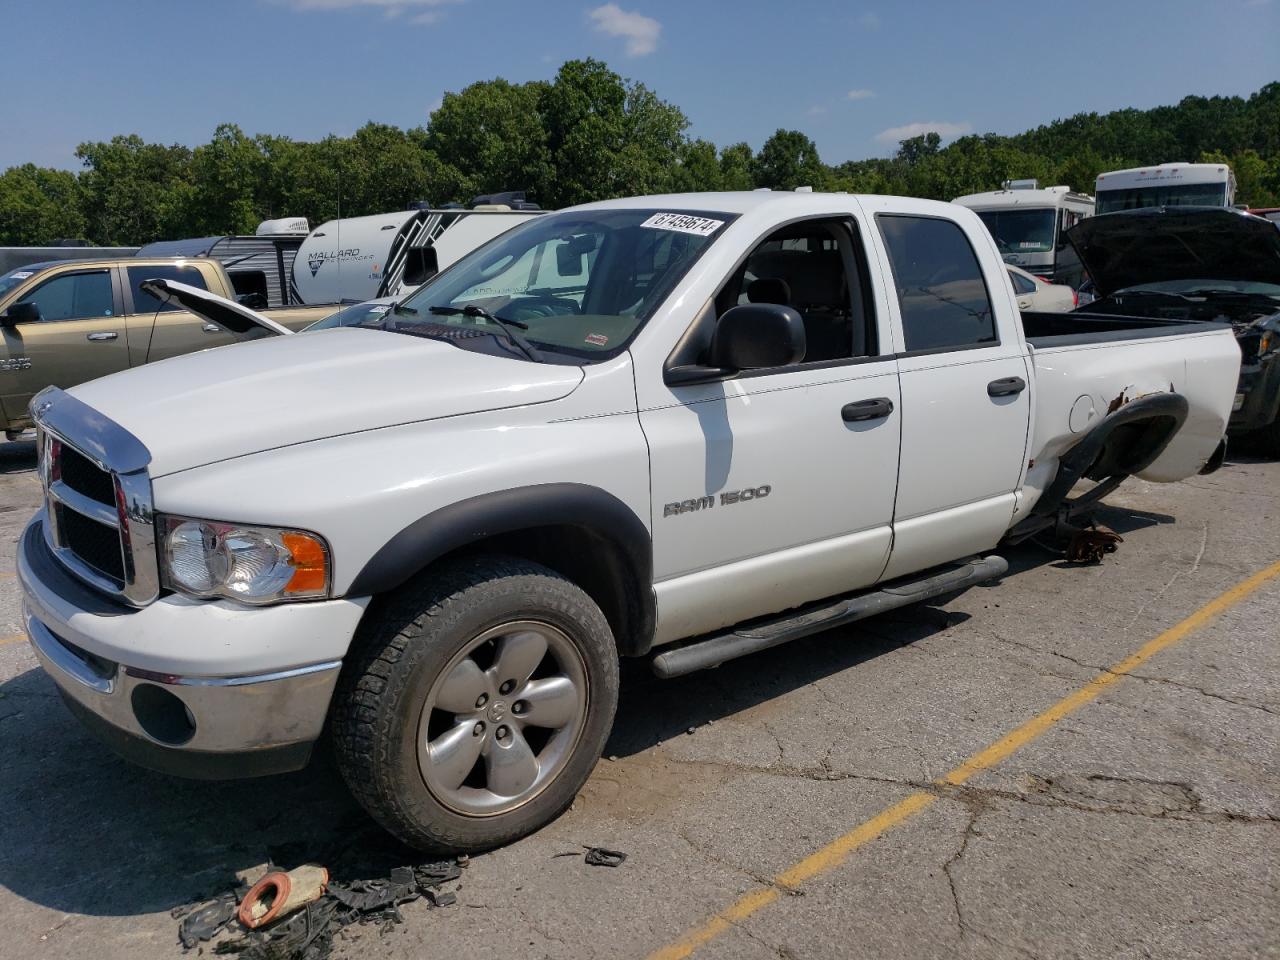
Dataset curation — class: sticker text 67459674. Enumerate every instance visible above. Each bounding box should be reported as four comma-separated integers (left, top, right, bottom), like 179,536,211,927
640,213,726,237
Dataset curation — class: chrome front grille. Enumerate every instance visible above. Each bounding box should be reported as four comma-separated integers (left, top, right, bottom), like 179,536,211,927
32,388,159,607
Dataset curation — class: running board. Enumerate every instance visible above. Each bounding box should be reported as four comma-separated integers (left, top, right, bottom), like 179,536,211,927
650,555,1008,679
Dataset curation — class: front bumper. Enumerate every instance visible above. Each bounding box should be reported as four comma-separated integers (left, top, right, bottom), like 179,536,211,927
19,517,366,779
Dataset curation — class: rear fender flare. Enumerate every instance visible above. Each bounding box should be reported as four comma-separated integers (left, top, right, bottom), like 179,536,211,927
1034,392,1190,517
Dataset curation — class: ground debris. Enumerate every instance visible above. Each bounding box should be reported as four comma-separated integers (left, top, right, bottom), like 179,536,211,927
177,854,465,960
1065,525,1123,564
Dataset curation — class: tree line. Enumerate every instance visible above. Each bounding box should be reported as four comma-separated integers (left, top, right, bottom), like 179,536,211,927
2,60,1277,248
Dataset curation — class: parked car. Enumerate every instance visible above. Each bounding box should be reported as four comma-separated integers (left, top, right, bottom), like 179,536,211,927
1066,206,1280,453
0,257,334,438
19,191,1236,853
1007,265,1076,312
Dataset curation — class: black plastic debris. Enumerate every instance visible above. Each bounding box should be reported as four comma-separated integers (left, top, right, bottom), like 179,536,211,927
178,855,465,960
177,891,239,948
584,847,627,868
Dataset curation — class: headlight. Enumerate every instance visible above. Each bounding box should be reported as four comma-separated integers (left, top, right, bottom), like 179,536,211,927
159,516,330,604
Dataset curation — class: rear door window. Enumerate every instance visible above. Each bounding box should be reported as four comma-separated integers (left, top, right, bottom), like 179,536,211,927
878,215,997,352
126,265,209,314
18,270,114,322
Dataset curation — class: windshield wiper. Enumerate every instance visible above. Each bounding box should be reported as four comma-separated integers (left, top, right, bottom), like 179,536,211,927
428,305,543,362
391,302,418,315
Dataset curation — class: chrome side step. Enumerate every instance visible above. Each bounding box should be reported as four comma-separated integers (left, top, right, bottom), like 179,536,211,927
650,555,1008,679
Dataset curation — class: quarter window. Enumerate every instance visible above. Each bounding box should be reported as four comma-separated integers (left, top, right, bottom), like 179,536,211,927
1008,269,1036,295
126,265,209,314
878,215,997,352
17,271,113,322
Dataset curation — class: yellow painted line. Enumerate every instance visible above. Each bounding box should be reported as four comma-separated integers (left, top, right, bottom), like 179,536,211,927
0,633,27,647
647,558,1280,960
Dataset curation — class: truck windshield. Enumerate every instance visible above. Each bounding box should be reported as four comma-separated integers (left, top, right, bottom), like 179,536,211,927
393,208,734,361
0,267,40,297
975,209,1056,255
1096,182,1228,214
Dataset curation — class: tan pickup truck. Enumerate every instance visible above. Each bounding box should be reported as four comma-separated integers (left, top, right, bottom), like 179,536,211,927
0,257,333,436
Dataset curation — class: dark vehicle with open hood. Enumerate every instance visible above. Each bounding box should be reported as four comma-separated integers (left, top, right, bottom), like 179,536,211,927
1066,207,1280,454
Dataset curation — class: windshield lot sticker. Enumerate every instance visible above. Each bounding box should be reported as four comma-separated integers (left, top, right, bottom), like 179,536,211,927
640,213,725,237
584,333,609,346
10,272,32,280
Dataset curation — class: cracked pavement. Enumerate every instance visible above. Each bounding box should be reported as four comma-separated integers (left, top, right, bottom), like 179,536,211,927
0,439,1277,960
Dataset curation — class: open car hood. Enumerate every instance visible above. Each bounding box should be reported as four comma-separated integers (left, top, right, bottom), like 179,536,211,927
138,278,294,337
1066,207,1280,298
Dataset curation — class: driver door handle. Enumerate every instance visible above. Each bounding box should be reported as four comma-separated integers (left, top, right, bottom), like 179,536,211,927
842,397,894,422
86,332,117,342
988,376,1027,397
202,323,220,333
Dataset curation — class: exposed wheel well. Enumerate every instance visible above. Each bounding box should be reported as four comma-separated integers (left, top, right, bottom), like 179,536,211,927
448,525,643,656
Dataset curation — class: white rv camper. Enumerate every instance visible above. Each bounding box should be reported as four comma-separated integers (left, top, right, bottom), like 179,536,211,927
952,180,1095,285
1094,163,1236,214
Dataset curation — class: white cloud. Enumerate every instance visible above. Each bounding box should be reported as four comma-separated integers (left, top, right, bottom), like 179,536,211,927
846,88,875,101
858,11,881,28
588,3,662,56
874,120,971,144
806,105,827,116
276,0,461,24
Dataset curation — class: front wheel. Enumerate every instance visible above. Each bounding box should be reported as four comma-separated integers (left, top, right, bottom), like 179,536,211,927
331,556,620,853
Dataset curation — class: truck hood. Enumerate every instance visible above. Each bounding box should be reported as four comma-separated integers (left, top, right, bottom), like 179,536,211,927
68,328,585,476
139,278,295,337
1066,207,1280,298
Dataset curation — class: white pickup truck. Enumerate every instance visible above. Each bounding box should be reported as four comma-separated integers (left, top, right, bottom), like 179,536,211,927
19,191,1238,853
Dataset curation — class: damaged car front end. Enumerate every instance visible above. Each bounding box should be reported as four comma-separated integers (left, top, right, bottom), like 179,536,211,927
1067,206,1280,452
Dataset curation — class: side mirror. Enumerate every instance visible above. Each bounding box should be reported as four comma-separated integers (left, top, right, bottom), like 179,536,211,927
236,292,268,310
710,303,806,371
1,301,41,326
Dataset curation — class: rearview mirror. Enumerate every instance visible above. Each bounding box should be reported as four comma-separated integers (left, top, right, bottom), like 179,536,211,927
710,303,806,371
1,301,41,326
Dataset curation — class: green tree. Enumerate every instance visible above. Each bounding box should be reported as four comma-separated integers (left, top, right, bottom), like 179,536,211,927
752,129,825,191
539,58,689,206
76,134,193,245
669,139,722,192
718,142,755,190
187,123,269,234
0,165,87,245
425,79,552,203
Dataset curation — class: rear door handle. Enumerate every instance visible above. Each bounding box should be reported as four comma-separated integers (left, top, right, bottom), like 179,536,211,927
987,376,1026,397
842,397,894,422
86,332,117,342
202,323,221,333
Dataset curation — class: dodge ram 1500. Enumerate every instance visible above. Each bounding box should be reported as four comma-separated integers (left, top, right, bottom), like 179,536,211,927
18,191,1238,852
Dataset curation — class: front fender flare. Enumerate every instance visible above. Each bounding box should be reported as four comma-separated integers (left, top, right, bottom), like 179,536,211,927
346,483,655,654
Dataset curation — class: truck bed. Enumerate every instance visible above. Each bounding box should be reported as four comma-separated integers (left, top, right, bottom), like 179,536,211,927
1020,310,1230,348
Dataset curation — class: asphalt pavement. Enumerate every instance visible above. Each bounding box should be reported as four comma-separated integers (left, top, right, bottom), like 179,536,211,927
0,437,1276,960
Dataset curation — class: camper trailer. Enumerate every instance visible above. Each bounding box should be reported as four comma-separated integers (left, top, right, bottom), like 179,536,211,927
292,194,545,306
134,217,311,308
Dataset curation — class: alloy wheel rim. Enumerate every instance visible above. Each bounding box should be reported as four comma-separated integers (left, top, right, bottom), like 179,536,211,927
417,620,589,817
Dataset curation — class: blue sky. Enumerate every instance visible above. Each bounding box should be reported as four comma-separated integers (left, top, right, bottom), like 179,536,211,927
6,0,1278,172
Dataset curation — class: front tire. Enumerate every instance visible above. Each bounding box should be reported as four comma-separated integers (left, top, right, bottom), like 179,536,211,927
331,555,619,853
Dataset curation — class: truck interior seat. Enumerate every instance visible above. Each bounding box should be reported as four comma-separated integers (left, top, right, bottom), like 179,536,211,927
745,250,852,362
